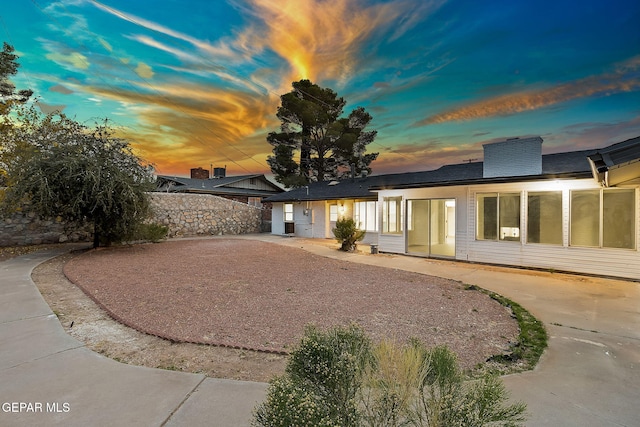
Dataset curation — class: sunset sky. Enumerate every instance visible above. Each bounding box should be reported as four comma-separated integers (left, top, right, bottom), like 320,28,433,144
3,0,640,178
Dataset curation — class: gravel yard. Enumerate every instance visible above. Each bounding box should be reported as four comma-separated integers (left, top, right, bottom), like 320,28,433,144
60,238,519,372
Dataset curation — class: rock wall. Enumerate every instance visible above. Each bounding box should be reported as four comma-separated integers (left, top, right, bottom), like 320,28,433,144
149,193,262,237
0,210,92,246
0,192,264,247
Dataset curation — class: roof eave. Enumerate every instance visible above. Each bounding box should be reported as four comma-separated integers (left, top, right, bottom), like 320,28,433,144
370,172,593,191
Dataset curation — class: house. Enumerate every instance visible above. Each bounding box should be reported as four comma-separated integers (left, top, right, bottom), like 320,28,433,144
265,136,640,280
156,167,284,207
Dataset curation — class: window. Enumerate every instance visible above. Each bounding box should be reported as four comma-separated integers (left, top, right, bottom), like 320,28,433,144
329,204,338,222
382,197,402,234
354,201,378,232
527,192,562,244
476,193,520,241
248,197,262,207
283,203,294,222
571,189,635,249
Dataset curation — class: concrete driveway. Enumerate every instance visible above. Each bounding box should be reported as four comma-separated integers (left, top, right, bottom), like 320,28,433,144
2,236,640,426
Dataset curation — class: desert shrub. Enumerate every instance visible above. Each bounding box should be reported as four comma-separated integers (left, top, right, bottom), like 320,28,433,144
254,324,371,427
253,326,527,427
333,217,366,251
253,376,337,427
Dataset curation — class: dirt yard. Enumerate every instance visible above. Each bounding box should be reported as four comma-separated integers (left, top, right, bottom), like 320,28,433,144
32,238,519,382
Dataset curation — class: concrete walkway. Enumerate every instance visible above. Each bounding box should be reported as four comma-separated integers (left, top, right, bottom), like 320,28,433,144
1,236,639,426
0,246,267,427
261,235,640,427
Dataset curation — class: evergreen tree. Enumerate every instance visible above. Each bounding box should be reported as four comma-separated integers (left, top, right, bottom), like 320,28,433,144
267,80,378,187
0,42,32,116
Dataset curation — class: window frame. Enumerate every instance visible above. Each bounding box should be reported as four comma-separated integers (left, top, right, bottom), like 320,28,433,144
382,196,403,234
329,204,338,222
476,192,521,242
354,200,378,232
570,188,636,249
283,203,294,222
526,191,563,245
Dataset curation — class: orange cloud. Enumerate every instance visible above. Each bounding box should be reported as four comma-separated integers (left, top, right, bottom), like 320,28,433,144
417,56,640,126
81,81,279,175
242,0,431,86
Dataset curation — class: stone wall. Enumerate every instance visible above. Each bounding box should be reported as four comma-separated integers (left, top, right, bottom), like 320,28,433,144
0,192,265,247
149,193,263,237
0,210,92,246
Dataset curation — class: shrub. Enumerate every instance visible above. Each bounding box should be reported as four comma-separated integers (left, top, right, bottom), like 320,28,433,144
333,218,366,252
253,326,527,427
254,324,371,427
133,223,169,243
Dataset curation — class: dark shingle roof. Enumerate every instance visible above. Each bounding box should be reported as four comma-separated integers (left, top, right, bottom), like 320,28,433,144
264,149,599,203
156,174,284,196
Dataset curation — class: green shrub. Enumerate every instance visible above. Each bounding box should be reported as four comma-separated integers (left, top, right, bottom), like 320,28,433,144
131,223,169,243
253,326,527,427
333,218,366,252
254,324,371,427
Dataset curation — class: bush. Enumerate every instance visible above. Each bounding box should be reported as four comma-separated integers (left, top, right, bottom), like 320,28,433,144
133,223,169,243
253,326,528,427
333,218,366,252
254,324,371,426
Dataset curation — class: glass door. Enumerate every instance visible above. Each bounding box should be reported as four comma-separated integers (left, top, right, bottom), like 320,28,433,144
407,199,455,257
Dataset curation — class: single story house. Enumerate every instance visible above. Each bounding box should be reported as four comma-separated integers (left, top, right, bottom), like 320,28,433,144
156,167,284,206
265,136,640,280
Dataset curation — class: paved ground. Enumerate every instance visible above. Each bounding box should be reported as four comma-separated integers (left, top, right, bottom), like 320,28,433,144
1,235,639,426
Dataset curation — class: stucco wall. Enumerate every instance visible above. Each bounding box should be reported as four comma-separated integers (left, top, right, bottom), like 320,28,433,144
149,193,262,237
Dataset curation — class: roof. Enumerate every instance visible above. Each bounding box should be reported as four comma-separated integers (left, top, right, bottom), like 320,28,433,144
155,174,284,197
587,136,640,187
264,148,600,203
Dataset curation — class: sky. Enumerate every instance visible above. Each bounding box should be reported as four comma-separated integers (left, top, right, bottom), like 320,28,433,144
2,0,640,178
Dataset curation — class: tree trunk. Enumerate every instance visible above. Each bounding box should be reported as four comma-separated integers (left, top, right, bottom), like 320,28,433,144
93,223,100,248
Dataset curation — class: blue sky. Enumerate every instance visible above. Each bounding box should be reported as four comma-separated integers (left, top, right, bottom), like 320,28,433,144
3,0,639,176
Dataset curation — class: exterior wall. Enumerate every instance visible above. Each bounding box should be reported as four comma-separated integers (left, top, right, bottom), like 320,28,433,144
0,208,92,247
377,179,640,280
0,192,264,247
270,200,379,244
150,193,262,237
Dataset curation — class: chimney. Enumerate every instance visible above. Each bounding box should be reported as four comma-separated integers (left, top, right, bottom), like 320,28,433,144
190,167,209,179
483,136,543,178
213,167,226,178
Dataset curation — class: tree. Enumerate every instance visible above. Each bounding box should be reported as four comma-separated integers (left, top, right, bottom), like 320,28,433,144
0,107,155,247
0,42,32,116
267,79,378,187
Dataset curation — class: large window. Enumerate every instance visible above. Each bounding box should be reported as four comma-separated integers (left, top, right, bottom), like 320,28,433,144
382,197,402,234
354,201,378,232
476,193,521,241
527,191,562,244
571,189,635,249
283,203,294,222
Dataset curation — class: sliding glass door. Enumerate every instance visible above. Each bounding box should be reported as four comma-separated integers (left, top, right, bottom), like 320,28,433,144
407,199,456,257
